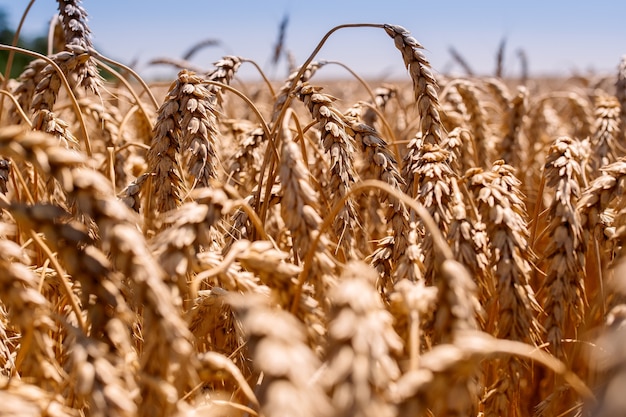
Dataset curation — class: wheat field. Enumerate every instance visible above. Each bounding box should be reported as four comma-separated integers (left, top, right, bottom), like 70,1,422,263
0,1,625,417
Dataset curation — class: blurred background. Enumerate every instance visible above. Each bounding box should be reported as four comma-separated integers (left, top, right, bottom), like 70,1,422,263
1,0,625,81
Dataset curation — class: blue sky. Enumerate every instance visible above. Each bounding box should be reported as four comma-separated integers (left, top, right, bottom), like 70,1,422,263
2,1,626,81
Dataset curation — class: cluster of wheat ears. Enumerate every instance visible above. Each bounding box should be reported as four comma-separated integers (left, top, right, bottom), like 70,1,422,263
1,1,626,417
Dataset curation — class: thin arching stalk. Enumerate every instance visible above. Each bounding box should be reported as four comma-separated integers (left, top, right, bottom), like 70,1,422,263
271,23,384,136
291,178,454,313
241,58,277,99
94,58,155,131
202,80,273,151
92,50,160,110
318,60,378,104
0,45,92,156
0,0,36,120
29,230,87,333
0,90,32,126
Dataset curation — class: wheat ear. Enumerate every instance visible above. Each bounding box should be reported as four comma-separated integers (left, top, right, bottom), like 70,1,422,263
9,58,47,124
540,136,587,359
205,55,242,107
408,144,458,285
497,86,528,168
178,70,220,187
0,224,62,389
229,294,333,417
589,93,621,175
384,24,445,146
455,79,491,168
467,161,542,344
467,162,543,417
322,261,403,417
143,72,187,214
279,133,337,304
55,0,103,95
226,126,265,194
295,84,360,258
